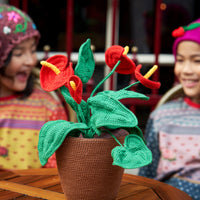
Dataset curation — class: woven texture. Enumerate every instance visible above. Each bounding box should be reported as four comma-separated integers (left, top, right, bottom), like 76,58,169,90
135,64,161,89
40,55,72,91
38,40,156,169
0,4,40,68
0,87,67,169
172,18,200,56
56,129,127,200
105,45,136,74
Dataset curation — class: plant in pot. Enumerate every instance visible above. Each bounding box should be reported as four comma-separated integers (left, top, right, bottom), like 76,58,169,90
38,39,161,200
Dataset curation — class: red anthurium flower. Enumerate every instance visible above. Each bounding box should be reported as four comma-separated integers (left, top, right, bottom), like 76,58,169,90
40,55,74,91
105,45,136,74
172,27,185,37
135,64,161,89
66,75,83,104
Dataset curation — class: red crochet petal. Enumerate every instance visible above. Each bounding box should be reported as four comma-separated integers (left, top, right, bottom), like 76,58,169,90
105,45,123,68
66,75,83,104
40,55,74,91
172,27,185,38
135,64,161,89
119,55,136,74
105,45,136,74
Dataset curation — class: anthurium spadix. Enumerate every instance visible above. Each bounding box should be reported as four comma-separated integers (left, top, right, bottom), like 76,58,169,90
38,38,161,170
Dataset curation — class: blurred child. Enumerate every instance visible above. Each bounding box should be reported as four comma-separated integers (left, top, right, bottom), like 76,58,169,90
0,4,67,170
138,18,200,200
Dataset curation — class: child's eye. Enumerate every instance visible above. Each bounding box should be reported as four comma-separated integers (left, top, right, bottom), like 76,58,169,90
31,49,36,54
194,60,200,63
12,49,23,57
176,59,183,63
175,56,183,63
13,53,22,57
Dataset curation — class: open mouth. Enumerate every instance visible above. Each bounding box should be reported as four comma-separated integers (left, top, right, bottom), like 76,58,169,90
16,71,29,82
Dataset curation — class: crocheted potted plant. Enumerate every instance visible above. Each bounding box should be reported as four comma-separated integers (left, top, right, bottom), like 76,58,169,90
38,39,160,200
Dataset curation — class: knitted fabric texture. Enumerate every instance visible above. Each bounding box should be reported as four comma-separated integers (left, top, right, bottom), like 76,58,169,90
138,98,200,200
38,39,161,169
0,4,40,68
105,45,136,74
135,64,161,89
56,133,126,200
0,87,67,169
40,55,73,91
172,18,200,56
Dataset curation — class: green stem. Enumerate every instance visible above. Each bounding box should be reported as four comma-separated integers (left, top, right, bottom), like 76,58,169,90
123,80,140,90
90,60,121,97
102,129,123,147
60,86,86,124
77,104,86,124
185,22,200,31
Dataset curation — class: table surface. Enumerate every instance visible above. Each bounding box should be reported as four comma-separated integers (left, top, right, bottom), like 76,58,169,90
0,168,192,200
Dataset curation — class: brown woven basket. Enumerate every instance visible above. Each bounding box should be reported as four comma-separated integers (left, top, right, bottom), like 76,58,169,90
56,130,127,200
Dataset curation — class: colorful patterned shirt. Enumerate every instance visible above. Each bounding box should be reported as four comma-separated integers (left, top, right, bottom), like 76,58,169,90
0,87,67,170
139,97,200,200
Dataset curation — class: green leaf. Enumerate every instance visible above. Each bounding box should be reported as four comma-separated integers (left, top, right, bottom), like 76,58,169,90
74,39,95,84
87,92,138,133
102,90,149,101
125,126,147,144
38,120,89,166
111,134,152,169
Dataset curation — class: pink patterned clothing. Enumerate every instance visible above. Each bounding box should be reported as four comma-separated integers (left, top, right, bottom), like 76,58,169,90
0,87,68,169
139,97,200,200
158,131,200,181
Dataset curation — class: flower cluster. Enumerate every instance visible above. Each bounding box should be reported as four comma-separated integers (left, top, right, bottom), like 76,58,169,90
38,39,160,169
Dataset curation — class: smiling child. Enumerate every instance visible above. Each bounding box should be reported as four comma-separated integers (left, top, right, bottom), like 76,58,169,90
0,4,67,169
139,18,200,200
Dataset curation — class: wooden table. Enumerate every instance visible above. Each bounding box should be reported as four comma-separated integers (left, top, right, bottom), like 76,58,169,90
0,168,192,200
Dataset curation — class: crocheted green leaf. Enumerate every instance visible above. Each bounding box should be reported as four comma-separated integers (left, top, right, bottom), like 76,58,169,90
38,120,89,166
111,134,152,169
74,39,95,84
60,86,90,124
87,93,138,135
102,90,149,100
125,126,147,144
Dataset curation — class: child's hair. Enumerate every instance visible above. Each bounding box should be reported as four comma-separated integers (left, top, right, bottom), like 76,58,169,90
0,4,40,98
172,18,200,56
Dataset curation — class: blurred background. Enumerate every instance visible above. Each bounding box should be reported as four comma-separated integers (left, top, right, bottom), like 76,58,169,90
3,0,200,129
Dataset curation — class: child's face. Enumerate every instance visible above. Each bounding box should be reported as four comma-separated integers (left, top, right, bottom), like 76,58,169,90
174,41,200,104
0,37,37,97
